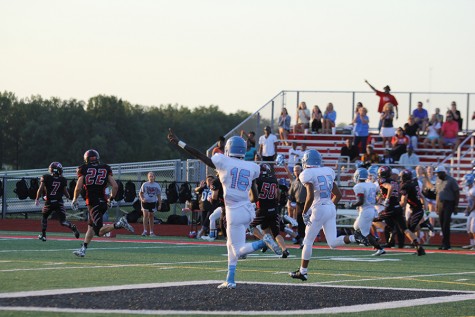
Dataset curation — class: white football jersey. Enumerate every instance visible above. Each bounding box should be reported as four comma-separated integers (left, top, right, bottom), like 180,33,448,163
299,166,335,207
211,153,260,208
353,182,377,211
465,186,475,207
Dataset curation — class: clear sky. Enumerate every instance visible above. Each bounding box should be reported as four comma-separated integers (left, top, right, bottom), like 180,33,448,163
1,0,474,124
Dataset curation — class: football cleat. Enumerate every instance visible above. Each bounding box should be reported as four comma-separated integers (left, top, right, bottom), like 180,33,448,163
462,244,475,249
263,233,282,255
38,234,46,242
372,249,386,256
261,245,268,253
281,249,290,259
201,235,216,241
416,246,426,256
149,232,156,237
73,247,86,257
217,282,236,289
289,269,307,281
71,225,80,239
353,230,369,246
141,231,147,237
117,216,135,233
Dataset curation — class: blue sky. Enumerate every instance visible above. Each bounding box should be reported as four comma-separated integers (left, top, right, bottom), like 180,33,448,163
1,0,474,126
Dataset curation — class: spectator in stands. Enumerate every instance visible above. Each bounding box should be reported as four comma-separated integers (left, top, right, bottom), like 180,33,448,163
361,144,380,167
390,127,410,162
423,114,442,149
258,125,279,162
435,165,460,250
448,101,463,131
412,101,429,133
278,107,291,145
139,172,162,237
340,138,359,163
434,107,444,123
212,136,225,155
440,113,460,152
380,149,394,165
365,80,399,131
194,175,214,239
310,105,322,134
294,101,311,134
322,102,337,134
380,103,395,148
352,106,369,152
240,130,256,149
288,142,303,171
241,130,257,161
398,145,420,172
403,115,420,149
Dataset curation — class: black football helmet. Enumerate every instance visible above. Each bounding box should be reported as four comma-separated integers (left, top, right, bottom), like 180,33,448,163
260,163,272,177
399,169,413,183
84,149,100,164
49,162,63,176
377,166,391,180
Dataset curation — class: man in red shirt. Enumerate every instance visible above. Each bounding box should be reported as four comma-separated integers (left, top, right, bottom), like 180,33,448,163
365,80,399,130
440,113,459,151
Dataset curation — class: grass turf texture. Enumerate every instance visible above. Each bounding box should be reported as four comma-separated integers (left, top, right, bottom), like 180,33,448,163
0,231,474,316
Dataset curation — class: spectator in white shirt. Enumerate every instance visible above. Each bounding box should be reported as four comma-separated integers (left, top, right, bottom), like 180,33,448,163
288,142,303,171
258,126,279,162
399,146,420,172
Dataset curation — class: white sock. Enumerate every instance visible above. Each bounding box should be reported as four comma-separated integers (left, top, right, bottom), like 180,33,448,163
300,267,308,275
349,235,356,243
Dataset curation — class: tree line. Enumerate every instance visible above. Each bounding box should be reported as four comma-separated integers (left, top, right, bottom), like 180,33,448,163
0,92,250,170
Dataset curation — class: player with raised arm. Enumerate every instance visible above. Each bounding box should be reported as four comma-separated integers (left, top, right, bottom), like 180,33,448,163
71,150,135,257
373,166,425,256
168,129,279,289
35,162,80,241
346,168,385,255
289,150,362,281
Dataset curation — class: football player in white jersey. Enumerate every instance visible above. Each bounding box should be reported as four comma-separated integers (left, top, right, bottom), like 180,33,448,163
289,149,361,281
462,174,475,250
347,168,386,256
167,129,280,289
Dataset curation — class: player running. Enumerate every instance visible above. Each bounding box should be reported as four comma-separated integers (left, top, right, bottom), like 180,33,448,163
35,162,80,241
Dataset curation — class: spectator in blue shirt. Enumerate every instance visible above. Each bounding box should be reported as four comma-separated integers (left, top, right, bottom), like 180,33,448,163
322,102,337,134
352,106,369,152
412,101,429,132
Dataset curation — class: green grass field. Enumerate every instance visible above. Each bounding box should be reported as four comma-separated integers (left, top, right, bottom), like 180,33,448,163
0,231,474,316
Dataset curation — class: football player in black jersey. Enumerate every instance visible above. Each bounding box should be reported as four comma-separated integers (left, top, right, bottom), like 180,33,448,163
71,149,135,257
250,163,285,257
35,162,80,241
373,166,425,256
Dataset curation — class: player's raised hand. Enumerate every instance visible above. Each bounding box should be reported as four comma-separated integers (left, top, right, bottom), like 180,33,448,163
167,128,179,144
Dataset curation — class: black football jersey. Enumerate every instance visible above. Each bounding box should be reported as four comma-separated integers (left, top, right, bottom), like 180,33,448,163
210,177,224,207
400,180,423,211
41,174,68,202
379,179,400,207
77,163,113,205
256,175,279,210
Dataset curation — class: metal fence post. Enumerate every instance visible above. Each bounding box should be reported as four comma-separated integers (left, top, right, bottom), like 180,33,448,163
1,176,6,219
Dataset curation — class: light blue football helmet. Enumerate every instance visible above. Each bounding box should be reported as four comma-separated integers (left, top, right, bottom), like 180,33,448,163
368,165,379,177
463,174,475,186
301,149,322,169
224,136,246,158
353,168,369,183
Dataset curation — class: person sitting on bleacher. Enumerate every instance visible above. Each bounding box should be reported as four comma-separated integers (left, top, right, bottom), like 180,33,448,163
440,112,460,152
361,145,379,168
340,138,360,163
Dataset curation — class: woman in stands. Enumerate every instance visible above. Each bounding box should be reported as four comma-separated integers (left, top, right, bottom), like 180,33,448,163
278,107,291,146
